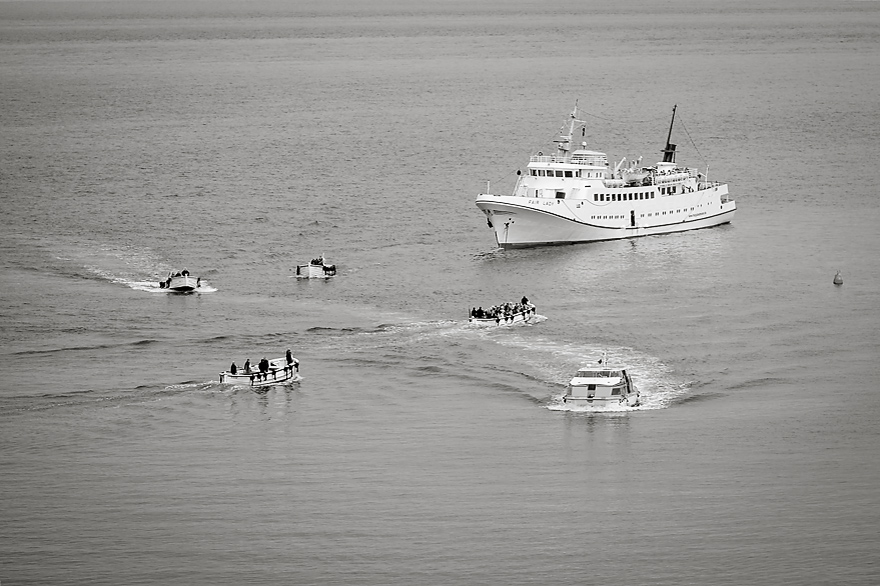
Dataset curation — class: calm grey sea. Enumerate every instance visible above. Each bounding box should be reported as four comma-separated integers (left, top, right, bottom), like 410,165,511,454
2,0,879,584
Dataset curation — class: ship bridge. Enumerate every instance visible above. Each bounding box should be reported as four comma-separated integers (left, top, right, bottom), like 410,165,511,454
529,149,608,167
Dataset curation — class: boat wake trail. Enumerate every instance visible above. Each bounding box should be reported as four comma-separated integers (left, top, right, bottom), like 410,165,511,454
52,240,216,293
486,335,692,411
0,380,219,416
295,316,691,411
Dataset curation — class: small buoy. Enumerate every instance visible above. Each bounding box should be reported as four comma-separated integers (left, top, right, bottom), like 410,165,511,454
833,270,843,285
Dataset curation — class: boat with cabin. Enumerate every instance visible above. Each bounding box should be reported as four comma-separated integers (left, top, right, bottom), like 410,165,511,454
219,353,301,388
295,256,337,279
475,104,736,248
159,270,201,292
468,298,537,326
563,355,640,407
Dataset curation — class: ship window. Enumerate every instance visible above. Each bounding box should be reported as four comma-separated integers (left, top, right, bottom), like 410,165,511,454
588,384,596,390
565,171,573,178
555,170,563,177
555,191,565,199
599,194,605,201
651,193,655,198
611,388,621,396
576,370,620,378
530,169,537,176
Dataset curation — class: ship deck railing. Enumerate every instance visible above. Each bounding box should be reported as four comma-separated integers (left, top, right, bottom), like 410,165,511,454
530,154,607,166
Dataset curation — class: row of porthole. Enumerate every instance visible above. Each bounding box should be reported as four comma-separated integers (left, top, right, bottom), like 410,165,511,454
591,206,702,220
593,192,656,202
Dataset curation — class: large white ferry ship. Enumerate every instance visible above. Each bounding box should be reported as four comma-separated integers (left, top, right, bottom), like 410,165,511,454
475,105,735,248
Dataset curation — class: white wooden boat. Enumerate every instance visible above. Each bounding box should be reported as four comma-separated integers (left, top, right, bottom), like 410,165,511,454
563,355,640,407
468,301,536,326
219,355,301,388
476,103,735,248
159,270,201,292
295,256,336,279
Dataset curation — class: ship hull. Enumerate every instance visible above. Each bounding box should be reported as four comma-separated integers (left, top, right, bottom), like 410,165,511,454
477,187,735,249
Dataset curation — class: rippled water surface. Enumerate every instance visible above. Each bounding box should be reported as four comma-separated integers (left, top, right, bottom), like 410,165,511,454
2,0,879,584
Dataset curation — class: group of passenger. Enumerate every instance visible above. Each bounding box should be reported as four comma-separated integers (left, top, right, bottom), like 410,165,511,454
227,348,299,384
157,269,200,289
470,296,535,323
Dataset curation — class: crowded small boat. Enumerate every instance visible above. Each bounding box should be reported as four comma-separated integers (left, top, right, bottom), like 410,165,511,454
158,269,201,292
468,296,537,326
563,353,640,407
219,349,301,388
295,256,337,279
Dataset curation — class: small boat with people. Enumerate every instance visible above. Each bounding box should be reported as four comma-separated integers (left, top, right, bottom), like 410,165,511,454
563,353,640,407
295,256,337,279
475,102,736,248
159,269,201,292
469,296,537,326
219,349,301,388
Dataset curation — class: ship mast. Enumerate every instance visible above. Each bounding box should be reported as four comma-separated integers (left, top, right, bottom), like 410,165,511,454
556,101,585,155
661,104,677,163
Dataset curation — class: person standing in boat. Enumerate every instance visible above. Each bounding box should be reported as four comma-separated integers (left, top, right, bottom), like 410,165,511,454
286,348,294,366
243,358,251,373
230,362,237,375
